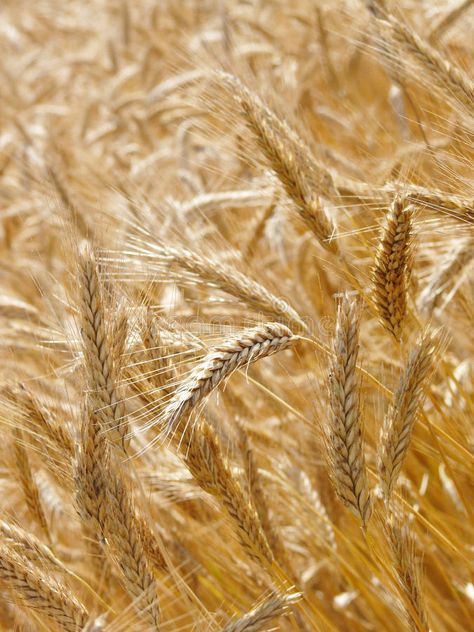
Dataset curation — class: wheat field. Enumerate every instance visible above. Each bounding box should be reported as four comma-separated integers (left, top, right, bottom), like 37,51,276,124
0,0,473,630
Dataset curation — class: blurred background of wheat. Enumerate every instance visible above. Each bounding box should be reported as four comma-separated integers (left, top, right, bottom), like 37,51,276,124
0,0,473,630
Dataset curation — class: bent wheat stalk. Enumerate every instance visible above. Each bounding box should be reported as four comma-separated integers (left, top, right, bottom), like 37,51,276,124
124,239,307,332
0,520,63,570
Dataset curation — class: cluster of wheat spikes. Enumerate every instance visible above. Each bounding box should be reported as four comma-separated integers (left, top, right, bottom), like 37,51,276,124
0,0,473,630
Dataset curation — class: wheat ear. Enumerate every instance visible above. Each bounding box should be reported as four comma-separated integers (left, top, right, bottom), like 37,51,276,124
76,396,161,625
12,428,51,542
219,72,339,254
222,590,301,632
372,196,414,341
236,422,290,570
163,323,296,435
129,240,307,332
379,329,442,500
75,403,109,542
180,420,273,566
13,384,74,456
76,257,161,622
0,545,89,632
379,12,474,116
385,513,429,631
418,237,474,316
0,520,63,570
325,294,372,527
79,252,129,452
6,384,75,491
102,470,161,628
429,0,474,41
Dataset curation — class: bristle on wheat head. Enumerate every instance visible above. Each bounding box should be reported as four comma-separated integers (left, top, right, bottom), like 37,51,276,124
163,322,296,437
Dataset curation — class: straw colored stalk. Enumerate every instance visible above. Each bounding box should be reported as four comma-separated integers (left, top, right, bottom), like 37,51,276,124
12,427,51,543
128,240,307,332
102,472,161,628
0,520,64,573
418,236,474,315
236,422,291,571
76,254,162,621
76,396,161,626
379,11,474,116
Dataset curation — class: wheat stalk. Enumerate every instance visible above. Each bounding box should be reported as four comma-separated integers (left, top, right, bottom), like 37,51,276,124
243,196,278,261
0,520,63,571
11,384,74,457
124,239,308,332
385,512,429,631
377,11,474,116
236,422,291,571
418,236,474,316
102,470,161,628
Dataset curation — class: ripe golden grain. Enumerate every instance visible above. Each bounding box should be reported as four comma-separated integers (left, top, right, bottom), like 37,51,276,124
0,1,472,630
